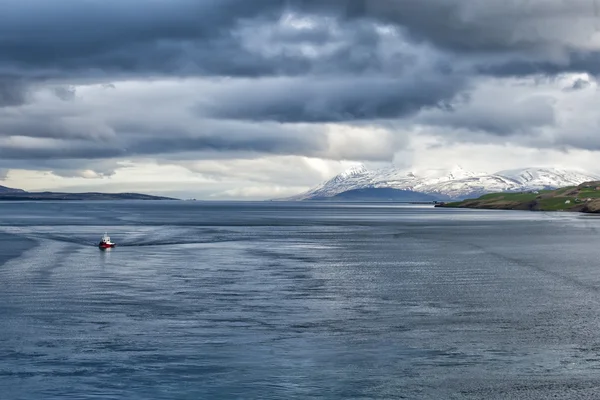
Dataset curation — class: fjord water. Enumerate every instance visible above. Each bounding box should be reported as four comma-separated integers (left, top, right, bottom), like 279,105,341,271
2,202,600,399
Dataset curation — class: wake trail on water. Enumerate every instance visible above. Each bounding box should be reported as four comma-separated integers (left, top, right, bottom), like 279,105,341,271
8,226,251,248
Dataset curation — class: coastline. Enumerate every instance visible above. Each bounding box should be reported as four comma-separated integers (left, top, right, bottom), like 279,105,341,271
435,181,600,214
0,193,178,201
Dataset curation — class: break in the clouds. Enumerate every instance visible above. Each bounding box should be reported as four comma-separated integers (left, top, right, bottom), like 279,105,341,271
3,0,600,198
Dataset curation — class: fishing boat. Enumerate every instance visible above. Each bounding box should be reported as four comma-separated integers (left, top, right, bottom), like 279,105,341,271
98,232,116,249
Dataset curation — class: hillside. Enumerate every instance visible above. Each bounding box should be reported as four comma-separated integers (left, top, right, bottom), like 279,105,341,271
436,181,600,213
282,165,600,201
309,187,440,202
0,185,26,194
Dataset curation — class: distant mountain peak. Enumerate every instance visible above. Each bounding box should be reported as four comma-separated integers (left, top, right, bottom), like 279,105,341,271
282,165,600,201
339,163,368,179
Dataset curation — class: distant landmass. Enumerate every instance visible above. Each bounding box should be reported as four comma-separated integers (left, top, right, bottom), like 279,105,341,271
0,185,26,194
309,187,440,202
436,181,600,213
280,165,600,201
0,185,177,201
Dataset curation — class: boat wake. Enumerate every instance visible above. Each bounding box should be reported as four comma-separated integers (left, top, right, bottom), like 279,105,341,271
3,226,250,248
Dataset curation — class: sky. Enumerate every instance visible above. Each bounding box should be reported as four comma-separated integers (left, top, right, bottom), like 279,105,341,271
3,0,600,199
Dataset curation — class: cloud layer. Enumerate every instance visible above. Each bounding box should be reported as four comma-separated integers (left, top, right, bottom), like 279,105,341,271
2,0,600,197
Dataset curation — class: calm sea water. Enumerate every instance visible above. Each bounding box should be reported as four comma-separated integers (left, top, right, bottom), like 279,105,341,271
2,201,600,399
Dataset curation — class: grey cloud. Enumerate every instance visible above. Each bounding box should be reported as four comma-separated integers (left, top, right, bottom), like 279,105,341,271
53,86,77,101
476,52,600,77
0,116,116,141
571,78,592,91
296,0,600,77
0,107,333,160
301,0,599,51
553,135,600,151
3,0,594,129
0,2,434,84
201,76,464,123
0,0,284,78
0,78,30,106
1,0,600,186
0,139,124,160
128,131,324,156
0,96,402,166
1,0,599,84
0,0,405,80
0,158,121,180
419,94,556,135
174,159,327,185
564,77,593,91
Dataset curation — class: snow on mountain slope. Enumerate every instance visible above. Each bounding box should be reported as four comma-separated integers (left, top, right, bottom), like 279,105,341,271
495,168,594,188
284,165,600,200
337,164,368,179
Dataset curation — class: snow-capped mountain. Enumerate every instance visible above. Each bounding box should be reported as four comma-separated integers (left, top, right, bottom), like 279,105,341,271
284,165,600,200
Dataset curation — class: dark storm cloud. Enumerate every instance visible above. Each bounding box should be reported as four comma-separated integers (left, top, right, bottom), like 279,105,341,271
0,0,268,54
422,99,556,136
0,0,398,79
2,0,599,81
0,79,30,106
0,116,115,141
476,52,600,77
564,77,593,91
0,113,329,162
119,119,328,156
418,94,557,135
2,0,600,180
53,86,77,101
298,0,598,51
201,76,463,122
0,1,555,82
0,140,124,160
129,134,321,156
0,0,285,78
295,0,600,77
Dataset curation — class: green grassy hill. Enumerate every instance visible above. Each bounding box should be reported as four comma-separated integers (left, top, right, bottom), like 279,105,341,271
437,181,600,213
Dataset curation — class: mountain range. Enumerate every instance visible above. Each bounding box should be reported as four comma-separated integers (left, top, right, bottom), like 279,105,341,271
282,165,600,201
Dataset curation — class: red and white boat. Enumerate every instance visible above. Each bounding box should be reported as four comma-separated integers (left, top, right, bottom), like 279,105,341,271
99,232,116,249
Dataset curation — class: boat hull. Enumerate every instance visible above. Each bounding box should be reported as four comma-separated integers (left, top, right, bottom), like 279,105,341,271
99,243,115,249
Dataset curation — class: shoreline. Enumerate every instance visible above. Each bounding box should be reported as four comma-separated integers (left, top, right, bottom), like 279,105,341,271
435,203,589,213
434,181,600,214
